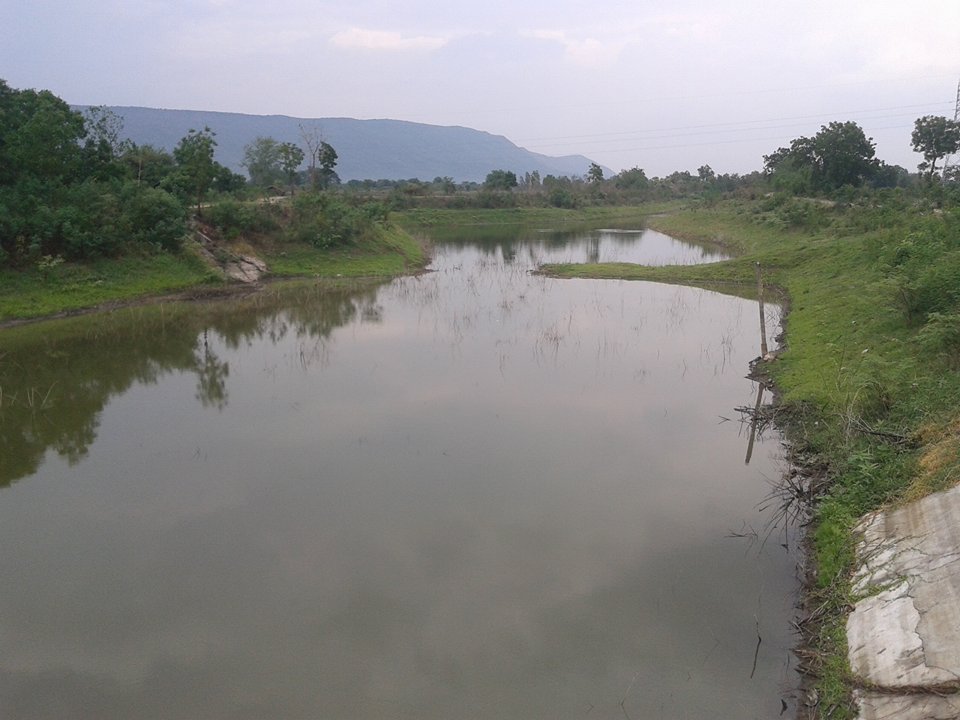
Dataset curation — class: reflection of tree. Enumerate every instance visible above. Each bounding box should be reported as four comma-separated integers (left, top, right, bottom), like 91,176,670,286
194,331,230,410
0,279,387,488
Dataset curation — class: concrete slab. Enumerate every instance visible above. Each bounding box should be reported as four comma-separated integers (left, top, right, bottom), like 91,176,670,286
854,691,960,720
847,484,960,719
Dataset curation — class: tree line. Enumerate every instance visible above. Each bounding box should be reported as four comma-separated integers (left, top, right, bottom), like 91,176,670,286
0,79,352,269
0,79,247,266
3,76,959,271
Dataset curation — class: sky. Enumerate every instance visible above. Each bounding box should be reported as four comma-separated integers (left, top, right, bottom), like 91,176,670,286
2,0,959,177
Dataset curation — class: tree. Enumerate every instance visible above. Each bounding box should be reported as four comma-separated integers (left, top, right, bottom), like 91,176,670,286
173,127,217,215
81,106,129,179
278,142,305,192
316,141,339,189
299,125,339,189
871,162,910,189
0,80,85,184
911,115,960,180
764,121,878,192
242,136,283,187
121,143,175,187
0,80,189,266
484,169,518,190
587,163,604,184
614,167,648,192
813,121,879,190
527,170,541,191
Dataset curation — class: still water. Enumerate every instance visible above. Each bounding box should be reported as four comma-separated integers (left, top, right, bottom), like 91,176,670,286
0,226,796,719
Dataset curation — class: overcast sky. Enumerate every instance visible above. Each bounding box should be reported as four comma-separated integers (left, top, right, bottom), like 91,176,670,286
3,0,959,176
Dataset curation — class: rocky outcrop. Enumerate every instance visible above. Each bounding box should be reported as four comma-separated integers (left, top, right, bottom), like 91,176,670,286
194,229,267,284
223,254,267,283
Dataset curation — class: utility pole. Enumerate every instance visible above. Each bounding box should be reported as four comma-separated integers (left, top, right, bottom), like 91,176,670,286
943,78,960,180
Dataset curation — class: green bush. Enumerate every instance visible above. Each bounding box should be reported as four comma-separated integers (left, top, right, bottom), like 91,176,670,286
206,199,281,238
289,192,376,248
547,187,576,208
124,186,187,252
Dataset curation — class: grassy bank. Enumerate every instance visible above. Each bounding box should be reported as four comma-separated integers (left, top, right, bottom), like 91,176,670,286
543,195,960,717
263,222,426,278
0,220,426,324
395,203,679,233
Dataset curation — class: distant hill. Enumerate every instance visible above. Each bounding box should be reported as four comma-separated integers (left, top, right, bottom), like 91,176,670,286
87,106,602,183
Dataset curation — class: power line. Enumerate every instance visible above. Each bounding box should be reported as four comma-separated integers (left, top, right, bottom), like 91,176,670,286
518,102,955,151
579,122,921,159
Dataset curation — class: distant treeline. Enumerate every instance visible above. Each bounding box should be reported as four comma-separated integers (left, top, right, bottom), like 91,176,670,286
3,77,959,271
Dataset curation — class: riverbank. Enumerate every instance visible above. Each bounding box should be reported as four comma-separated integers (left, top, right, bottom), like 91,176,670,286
543,196,960,718
0,205,668,326
0,220,427,326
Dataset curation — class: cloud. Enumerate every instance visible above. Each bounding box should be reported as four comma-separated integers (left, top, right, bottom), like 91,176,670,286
331,27,449,52
526,30,626,68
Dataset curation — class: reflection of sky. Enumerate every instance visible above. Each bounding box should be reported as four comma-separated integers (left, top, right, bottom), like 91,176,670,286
429,228,730,271
0,234,794,719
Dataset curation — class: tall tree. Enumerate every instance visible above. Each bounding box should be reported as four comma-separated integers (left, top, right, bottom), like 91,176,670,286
242,136,283,187
316,141,339,189
173,127,217,215
278,142,305,192
587,163,604,184
911,115,960,180
81,106,128,178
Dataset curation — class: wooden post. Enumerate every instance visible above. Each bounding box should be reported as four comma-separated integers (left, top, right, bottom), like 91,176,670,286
755,262,768,358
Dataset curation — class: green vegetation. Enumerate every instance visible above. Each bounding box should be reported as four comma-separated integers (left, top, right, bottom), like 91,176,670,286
911,115,960,181
0,79,427,322
0,251,217,320
395,204,672,230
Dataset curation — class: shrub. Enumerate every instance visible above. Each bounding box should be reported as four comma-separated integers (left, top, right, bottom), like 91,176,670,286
123,186,187,252
919,312,960,367
289,192,376,248
547,187,576,208
206,199,281,238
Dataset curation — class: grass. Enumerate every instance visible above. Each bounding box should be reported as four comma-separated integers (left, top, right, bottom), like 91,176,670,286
0,250,220,322
0,221,427,323
263,223,426,277
543,196,960,718
395,203,679,231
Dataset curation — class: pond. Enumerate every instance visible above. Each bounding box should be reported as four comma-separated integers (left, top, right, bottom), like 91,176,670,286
0,225,797,719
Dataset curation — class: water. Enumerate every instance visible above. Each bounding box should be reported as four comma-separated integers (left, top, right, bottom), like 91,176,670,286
0,226,796,719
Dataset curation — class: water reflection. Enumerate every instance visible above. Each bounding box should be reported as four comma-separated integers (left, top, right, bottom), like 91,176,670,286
0,281,385,486
0,228,795,720
418,225,728,268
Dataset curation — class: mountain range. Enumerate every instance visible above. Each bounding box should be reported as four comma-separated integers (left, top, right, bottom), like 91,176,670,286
89,106,602,183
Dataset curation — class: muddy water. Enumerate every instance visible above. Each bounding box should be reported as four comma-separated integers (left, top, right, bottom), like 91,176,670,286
0,226,796,719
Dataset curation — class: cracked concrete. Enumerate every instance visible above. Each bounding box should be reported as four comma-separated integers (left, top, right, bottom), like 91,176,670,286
847,484,960,719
